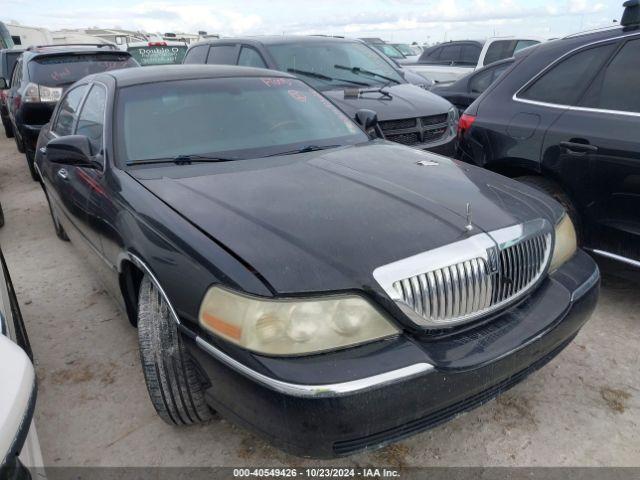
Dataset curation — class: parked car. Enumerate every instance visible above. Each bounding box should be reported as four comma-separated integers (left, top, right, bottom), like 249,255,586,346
0,48,23,138
126,40,188,66
184,36,458,154
0,245,43,478
35,64,599,458
408,37,541,83
390,43,421,62
6,44,138,180
456,1,640,268
430,57,514,113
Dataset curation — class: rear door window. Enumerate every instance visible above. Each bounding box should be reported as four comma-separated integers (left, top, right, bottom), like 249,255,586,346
52,85,88,136
469,61,512,93
438,44,461,65
483,40,516,66
238,47,267,68
183,45,208,64
75,84,106,154
580,38,640,113
29,53,137,87
519,42,618,106
206,45,238,65
460,44,481,65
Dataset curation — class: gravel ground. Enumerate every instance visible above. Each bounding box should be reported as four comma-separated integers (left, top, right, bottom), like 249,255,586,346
0,134,638,467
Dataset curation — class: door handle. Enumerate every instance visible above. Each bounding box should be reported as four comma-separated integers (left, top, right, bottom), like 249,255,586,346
560,141,599,154
57,168,69,180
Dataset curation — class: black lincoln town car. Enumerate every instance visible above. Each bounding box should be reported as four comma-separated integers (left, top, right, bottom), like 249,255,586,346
34,65,599,457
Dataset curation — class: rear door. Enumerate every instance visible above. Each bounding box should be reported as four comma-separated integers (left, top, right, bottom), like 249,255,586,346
545,36,640,261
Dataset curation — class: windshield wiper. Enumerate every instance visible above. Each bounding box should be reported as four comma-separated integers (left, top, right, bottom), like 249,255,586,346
172,154,237,165
130,154,238,166
334,64,401,85
287,68,369,87
264,145,342,157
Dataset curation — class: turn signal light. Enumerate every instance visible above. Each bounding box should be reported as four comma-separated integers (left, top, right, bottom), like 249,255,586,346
457,113,476,138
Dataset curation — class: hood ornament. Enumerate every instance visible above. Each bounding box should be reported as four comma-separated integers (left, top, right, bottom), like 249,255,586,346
416,159,439,166
465,202,473,232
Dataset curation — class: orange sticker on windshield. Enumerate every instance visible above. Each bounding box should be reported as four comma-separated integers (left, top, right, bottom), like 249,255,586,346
261,77,293,87
288,89,307,102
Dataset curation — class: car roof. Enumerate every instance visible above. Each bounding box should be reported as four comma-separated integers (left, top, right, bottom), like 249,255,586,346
95,64,295,87
193,35,364,47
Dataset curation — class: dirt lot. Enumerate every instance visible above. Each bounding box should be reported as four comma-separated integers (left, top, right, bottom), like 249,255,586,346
0,134,638,467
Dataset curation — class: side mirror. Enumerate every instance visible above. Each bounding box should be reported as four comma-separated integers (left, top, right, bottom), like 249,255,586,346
355,109,379,132
0,78,7,90
0,335,36,469
46,135,98,168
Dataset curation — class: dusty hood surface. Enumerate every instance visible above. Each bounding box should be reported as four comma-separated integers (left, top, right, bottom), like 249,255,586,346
321,83,453,120
129,142,561,294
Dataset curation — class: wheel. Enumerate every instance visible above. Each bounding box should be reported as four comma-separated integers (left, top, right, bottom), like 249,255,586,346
14,131,24,153
137,276,212,425
43,188,69,241
26,150,39,181
517,175,582,244
2,116,13,138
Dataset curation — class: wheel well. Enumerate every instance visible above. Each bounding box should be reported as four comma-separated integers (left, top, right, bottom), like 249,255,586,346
119,260,144,327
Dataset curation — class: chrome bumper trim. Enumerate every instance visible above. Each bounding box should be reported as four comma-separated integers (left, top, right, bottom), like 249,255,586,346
590,249,640,268
195,336,433,398
571,264,600,302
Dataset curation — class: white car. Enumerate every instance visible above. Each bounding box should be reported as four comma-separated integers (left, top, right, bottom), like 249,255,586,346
406,37,542,84
0,247,44,479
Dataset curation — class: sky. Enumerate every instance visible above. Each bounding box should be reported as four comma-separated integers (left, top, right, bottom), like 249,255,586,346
1,0,622,44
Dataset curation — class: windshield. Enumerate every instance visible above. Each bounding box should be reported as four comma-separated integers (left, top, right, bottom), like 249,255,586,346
267,41,404,90
393,44,414,56
374,44,404,59
116,77,368,165
29,53,138,87
127,45,187,66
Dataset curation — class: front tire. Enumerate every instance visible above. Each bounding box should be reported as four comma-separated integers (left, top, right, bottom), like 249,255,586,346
518,175,582,244
2,116,13,138
137,276,212,425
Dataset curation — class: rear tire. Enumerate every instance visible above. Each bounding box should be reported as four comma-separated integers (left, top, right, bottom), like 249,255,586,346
517,175,582,244
137,276,212,425
26,150,39,182
43,187,69,241
2,117,13,138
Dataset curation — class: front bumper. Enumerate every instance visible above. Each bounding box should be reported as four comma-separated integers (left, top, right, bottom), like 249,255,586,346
183,250,599,458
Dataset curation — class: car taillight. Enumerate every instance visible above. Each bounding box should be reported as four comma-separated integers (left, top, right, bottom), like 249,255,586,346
457,113,476,138
23,83,63,103
148,41,167,46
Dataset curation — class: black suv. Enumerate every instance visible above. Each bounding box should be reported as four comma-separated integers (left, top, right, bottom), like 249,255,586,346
6,44,138,180
457,1,640,268
184,36,458,155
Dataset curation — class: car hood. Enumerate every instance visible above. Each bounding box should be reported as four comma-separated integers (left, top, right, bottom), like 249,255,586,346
321,83,452,120
130,142,561,296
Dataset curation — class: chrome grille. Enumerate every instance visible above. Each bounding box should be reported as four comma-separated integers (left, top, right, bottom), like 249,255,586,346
373,220,553,328
377,113,450,147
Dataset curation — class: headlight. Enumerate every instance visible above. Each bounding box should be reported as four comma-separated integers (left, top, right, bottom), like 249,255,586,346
549,213,577,272
198,287,399,356
447,106,459,135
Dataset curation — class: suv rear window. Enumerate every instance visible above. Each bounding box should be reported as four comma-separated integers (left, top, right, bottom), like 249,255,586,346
28,53,138,87
519,43,617,106
127,45,187,66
